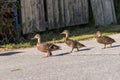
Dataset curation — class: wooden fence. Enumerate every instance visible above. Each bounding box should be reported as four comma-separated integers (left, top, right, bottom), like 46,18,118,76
20,0,116,34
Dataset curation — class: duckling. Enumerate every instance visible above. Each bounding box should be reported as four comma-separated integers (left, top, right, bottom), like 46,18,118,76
96,31,115,48
32,34,60,57
61,30,85,53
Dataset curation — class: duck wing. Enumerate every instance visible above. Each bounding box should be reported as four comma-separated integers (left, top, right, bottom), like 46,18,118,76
77,42,85,48
97,36,115,44
65,39,76,47
65,39,85,48
43,43,60,51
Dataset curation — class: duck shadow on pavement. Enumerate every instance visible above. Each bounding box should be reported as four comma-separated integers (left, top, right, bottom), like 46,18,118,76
54,52,70,57
0,51,23,56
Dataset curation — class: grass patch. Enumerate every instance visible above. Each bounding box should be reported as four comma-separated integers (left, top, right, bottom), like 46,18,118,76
45,24,120,43
1,24,120,51
1,42,32,50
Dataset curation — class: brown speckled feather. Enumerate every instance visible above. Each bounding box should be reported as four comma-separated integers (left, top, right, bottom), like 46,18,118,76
97,36,115,44
65,38,85,48
32,34,60,57
61,30,85,52
37,43,60,52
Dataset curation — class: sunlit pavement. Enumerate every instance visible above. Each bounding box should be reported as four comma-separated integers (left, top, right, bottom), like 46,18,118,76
0,33,120,80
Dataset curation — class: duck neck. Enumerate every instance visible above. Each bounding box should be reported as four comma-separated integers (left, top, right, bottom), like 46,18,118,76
37,38,41,44
98,34,102,37
65,33,69,39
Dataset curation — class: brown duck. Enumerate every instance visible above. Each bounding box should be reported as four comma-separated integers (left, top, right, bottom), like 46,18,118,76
32,34,60,57
96,31,115,48
61,30,85,53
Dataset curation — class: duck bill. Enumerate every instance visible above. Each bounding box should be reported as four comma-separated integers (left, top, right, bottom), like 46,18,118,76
60,32,65,34
31,38,36,40
96,33,101,37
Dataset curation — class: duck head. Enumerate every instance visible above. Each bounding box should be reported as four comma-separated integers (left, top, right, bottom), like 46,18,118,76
31,34,41,43
96,31,102,37
61,30,69,38
31,34,40,39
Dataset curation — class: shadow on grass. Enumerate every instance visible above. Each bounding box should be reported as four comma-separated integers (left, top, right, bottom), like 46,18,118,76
0,51,23,56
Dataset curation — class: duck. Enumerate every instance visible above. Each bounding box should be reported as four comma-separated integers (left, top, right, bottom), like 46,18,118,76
61,30,85,53
96,31,115,48
32,34,60,57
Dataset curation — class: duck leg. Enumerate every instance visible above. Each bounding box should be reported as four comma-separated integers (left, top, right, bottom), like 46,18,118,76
110,43,112,48
76,47,79,51
70,47,74,53
103,44,106,49
44,51,52,58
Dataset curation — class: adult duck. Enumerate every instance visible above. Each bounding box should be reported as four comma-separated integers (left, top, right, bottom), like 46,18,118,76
61,30,85,53
32,34,60,57
96,31,115,48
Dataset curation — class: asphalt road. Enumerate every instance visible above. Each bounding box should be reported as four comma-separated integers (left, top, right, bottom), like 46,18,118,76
0,33,120,80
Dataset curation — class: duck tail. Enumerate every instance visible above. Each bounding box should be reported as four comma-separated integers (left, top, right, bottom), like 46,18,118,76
49,44,60,50
78,43,86,48
113,39,116,43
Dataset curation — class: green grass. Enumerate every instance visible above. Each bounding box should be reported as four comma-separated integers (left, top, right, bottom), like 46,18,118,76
1,24,120,51
1,42,32,49
42,24,120,43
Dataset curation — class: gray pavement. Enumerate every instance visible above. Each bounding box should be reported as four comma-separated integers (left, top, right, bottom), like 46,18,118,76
0,33,120,80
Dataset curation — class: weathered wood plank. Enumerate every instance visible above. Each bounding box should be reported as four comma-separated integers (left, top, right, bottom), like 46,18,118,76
23,0,30,33
58,0,65,27
90,0,104,25
70,0,89,25
46,0,54,29
80,0,84,24
73,0,83,24
101,0,116,24
21,0,31,33
78,0,83,24
20,0,25,26
64,0,70,26
52,0,59,28
32,0,39,31
37,0,46,31
74,0,81,24
21,0,26,33
90,0,116,25
110,0,117,23
82,0,89,24
21,0,34,33
28,0,33,32
69,0,74,25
